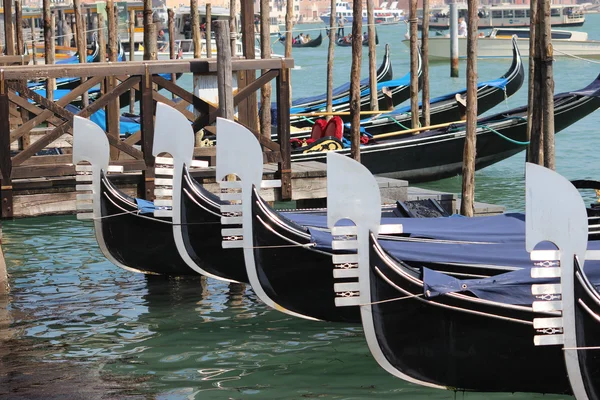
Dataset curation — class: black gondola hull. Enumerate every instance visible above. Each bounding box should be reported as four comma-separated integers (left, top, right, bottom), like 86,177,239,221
368,234,572,393
99,173,196,276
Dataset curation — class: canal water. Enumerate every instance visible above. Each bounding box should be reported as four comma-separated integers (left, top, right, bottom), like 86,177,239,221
2,15,600,399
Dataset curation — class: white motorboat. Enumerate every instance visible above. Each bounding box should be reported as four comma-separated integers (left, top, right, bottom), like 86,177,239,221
405,28,600,60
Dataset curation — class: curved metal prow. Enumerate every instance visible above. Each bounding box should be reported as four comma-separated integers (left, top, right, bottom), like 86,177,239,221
325,152,425,387
216,118,307,317
525,162,589,400
72,116,135,273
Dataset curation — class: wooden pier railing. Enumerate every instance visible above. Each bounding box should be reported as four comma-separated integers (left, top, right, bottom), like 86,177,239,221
0,57,294,218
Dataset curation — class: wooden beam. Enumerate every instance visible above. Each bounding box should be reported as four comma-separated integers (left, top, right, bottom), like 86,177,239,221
140,72,155,199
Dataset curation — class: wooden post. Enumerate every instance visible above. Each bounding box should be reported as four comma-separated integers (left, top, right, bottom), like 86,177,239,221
449,1,459,77
460,0,478,217
74,0,87,106
259,0,271,138
107,0,120,159
526,0,537,163
214,20,234,120
140,70,155,200
349,0,363,161
366,0,377,111
409,0,418,128
284,0,293,59
530,0,544,165
14,0,23,55
57,10,64,46
238,0,258,131
129,9,135,113
0,75,14,219
421,0,430,126
168,8,176,95
276,68,292,200
43,0,54,101
206,4,212,57
326,0,335,117
191,0,201,57
229,0,237,55
30,22,37,65
143,0,156,60
91,13,98,45
98,12,106,62
540,0,554,170
3,0,15,55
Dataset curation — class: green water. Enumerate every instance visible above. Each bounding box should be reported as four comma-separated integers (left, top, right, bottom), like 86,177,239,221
3,16,600,399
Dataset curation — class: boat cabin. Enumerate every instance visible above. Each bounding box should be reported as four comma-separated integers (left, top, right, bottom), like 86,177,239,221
489,27,589,41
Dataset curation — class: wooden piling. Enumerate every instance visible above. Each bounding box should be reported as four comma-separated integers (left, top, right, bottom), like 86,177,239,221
326,0,335,117
0,222,6,294
214,20,234,120
526,0,537,163
229,0,237,56
3,0,15,55
238,0,258,131
284,0,293,60
349,0,363,161
91,13,98,45
98,13,106,62
191,0,201,58
259,0,271,138
421,0,430,126
107,0,120,159
29,22,37,65
366,0,377,111
540,0,555,170
143,0,156,60
74,0,87,106
57,10,64,46
409,0,418,128
14,0,23,56
43,0,54,101
168,8,176,92
530,0,544,165
206,4,212,57
449,2,459,77
460,0,478,217
129,9,135,113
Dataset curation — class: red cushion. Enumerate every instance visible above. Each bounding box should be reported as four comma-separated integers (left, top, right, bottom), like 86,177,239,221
310,119,328,141
324,116,343,140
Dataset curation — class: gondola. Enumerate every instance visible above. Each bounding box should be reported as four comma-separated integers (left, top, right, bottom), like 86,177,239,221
72,116,196,276
279,32,323,48
289,37,524,139
291,73,600,183
285,44,392,112
334,31,379,46
151,104,407,283
323,153,600,394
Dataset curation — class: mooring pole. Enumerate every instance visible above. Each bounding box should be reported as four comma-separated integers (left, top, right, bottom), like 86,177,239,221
143,0,156,60
460,0,478,217
526,0,537,163
43,0,54,101
367,0,377,111
205,4,212,57
229,0,237,56
14,0,23,56
285,0,293,101
409,0,418,128
421,0,430,126
259,0,271,138
191,0,201,57
540,0,555,170
0,223,6,294
57,9,64,46
530,0,544,165
214,20,234,120
449,1,459,77
349,0,363,162
107,0,120,159
3,0,15,55
168,8,176,95
30,22,37,65
74,0,88,106
326,0,336,118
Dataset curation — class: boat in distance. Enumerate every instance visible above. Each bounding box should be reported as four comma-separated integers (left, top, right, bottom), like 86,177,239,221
420,3,584,30
408,28,600,60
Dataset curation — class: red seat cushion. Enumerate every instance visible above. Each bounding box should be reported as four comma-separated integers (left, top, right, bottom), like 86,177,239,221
306,119,328,144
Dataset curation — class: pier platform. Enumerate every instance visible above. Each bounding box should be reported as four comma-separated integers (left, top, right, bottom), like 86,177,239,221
8,160,504,218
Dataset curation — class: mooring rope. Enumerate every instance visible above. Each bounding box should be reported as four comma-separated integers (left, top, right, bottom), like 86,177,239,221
359,292,424,306
479,123,530,146
552,49,600,65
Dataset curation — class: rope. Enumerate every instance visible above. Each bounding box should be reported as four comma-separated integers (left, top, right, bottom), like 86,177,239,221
359,293,423,306
479,123,530,146
299,115,316,125
385,115,410,130
553,48,600,65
